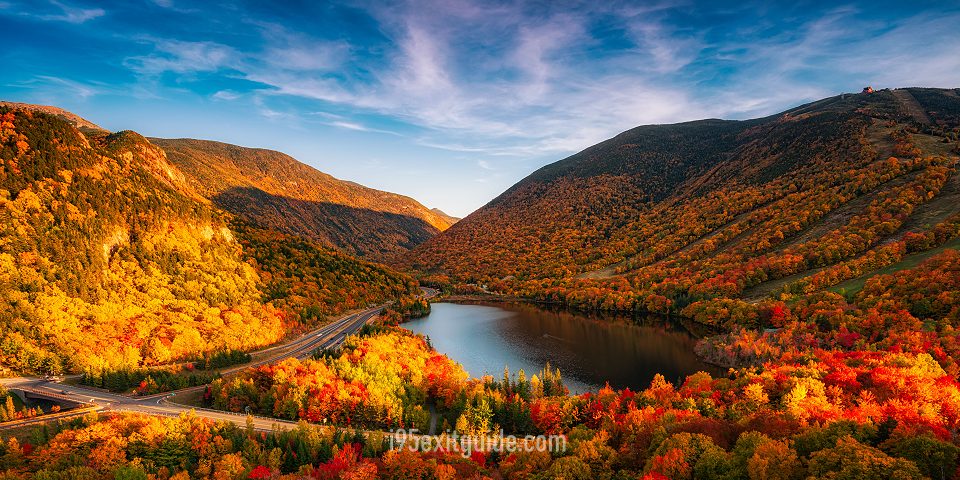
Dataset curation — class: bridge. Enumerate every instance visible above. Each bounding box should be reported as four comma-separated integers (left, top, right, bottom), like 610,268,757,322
0,406,102,430
0,300,397,432
0,288,440,434
15,386,91,408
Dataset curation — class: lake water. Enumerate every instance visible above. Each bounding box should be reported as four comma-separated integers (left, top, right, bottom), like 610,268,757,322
402,301,720,394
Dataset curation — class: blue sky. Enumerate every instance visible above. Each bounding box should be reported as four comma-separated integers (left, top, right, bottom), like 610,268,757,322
2,1,959,217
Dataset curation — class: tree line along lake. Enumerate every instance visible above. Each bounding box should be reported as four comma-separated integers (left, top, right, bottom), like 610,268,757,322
401,301,722,394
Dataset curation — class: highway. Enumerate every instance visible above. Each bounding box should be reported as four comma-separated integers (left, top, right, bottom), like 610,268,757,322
0,377,301,432
0,288,438,432
0,287,546,447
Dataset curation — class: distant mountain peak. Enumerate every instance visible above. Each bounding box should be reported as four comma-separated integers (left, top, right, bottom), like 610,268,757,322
430,208,460,225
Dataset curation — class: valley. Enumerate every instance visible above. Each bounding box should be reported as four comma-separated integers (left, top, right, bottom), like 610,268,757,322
152,138,455,261
6,1,960,477
2,88,960,480
407,89,960,323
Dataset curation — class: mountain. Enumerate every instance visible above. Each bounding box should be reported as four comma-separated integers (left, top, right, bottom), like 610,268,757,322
405,88,960,315
0,104,416,375
0,101,105,132
151,138,455,261
430,207,460,225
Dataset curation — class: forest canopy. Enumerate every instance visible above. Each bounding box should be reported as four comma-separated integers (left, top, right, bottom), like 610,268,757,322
0,107,417,375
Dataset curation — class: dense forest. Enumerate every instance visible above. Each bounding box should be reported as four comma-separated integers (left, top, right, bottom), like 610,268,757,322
0,106,418,376
152,138,455,261
206,326,466,432
4,88,960,478
405,88,960,321
3,325,957,479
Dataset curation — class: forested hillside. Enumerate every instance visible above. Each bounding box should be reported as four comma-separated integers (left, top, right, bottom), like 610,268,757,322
5,91,960,480
0,101,105,132
406,88,960,319
7,326,959,479
152,138,455,261
0,106,416,375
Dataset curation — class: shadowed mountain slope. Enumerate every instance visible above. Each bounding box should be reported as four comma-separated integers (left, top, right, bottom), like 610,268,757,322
151,138,454,260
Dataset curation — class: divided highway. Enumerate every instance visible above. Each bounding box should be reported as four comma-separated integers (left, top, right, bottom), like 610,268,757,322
1,287,437,432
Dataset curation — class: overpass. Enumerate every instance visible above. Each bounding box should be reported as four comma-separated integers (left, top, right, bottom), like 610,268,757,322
1,288,437,432
16,386,90,408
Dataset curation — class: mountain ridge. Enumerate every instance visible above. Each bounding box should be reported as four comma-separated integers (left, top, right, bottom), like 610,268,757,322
0,101,105,132
151,137,454,260
0,100,454,261
430,207,460,225
404,87,960,319
0,103,417,375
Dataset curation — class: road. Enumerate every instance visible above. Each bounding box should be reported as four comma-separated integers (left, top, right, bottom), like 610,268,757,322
0,286,543,447
1,377,301,432
134,303,388,402
1,288,438,432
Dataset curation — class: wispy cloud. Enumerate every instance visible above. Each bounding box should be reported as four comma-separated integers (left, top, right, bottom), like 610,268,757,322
126,39,238,75
343,2,709,155
1,0,104,23
255,23,351,72
37,0,104,23
212,90,241,101
701,6,960,118
7,75,113,100
329,120,368,131
35,0,960,160
325,120,403,136
251,95,296,122
197,2,704,157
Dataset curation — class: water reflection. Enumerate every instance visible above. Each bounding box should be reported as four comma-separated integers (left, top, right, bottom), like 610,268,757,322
402,301,721,394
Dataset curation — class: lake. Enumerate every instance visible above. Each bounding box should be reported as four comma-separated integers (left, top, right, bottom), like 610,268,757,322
401,301,720,394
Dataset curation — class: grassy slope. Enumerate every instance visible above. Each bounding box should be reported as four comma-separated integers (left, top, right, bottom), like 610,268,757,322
831,236,960,296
